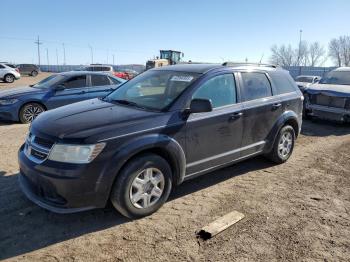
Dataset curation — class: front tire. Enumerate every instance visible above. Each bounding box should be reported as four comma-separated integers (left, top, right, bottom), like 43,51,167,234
266,125,295,164
110,153,173,219
19,103,45,124
31,70,38,77
4,74,15,83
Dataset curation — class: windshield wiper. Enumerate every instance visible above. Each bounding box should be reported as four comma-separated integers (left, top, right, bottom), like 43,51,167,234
111,99,148,110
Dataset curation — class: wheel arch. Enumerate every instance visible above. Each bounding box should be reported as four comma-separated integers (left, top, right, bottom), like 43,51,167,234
98,134,186,205
265,111,300,153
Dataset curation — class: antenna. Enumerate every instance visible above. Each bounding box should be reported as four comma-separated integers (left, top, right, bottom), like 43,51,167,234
34,35,42,66
259,54,264,64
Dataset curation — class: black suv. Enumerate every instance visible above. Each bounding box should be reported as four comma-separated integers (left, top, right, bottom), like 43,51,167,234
17,64,40,76
18,63,303,218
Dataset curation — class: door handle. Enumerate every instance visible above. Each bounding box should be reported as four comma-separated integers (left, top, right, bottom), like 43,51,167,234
229,112,243,121
272,103,282,110
80,91,86,94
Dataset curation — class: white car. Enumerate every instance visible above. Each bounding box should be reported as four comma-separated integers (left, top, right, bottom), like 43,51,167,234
295,75,320,92
0,63,21,83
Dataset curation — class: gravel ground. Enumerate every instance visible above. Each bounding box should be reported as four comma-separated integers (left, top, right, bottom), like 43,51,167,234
0,77,349,261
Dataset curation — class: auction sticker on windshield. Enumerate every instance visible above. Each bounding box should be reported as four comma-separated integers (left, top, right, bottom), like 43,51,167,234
170,75,194,82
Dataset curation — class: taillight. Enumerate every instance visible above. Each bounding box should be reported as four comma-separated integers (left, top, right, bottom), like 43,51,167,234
16,68,19,72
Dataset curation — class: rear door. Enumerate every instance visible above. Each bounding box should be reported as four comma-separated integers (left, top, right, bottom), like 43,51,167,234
185,73,244,176
46,75,90,109
238,71,283,156
88,74,120,98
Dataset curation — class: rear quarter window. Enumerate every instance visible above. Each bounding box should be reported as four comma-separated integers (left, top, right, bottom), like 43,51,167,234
241,72,272,101
270,71,297,95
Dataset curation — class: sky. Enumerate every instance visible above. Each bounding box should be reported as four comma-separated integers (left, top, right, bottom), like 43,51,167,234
1,0,349,66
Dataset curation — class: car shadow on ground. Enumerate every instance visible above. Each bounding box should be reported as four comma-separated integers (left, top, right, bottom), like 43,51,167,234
301,119,350,137
0,156,272,260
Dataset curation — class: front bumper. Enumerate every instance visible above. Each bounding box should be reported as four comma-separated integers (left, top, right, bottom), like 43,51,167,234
306,104,350,122
0,103,20,122
18,144,112,213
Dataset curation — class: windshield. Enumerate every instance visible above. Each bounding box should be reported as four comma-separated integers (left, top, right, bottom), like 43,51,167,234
32,75,64,88
319,71,350,85
105,70,200,111
296,76,313,83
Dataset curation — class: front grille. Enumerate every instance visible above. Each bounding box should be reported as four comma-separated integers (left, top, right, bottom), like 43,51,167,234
314,94,346,108
25,133,53,163
34,136,54,148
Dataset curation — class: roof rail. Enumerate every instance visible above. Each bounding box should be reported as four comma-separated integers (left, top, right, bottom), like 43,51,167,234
222,62,278,68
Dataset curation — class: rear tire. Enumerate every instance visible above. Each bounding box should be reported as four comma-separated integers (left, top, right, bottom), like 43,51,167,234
4,74,15,83
31,70,38,77
19,103,45,124
110,153,172,219
266,125,295,164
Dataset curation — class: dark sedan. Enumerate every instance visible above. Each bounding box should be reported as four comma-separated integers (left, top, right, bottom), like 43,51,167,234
0,71,125,123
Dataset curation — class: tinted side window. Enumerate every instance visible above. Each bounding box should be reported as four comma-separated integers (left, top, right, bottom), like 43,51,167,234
101,67,111,71
271,72,297,95
63,75,87,88
0,65,5,69
91,75,111,86
241,72,272,101
193,74,236,108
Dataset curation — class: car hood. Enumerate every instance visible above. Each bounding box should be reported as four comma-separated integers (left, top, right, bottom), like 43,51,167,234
306,83,350,97
0,86,45,98
31,98,165,141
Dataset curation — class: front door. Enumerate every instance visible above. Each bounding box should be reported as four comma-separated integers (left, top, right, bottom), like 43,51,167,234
46,74,90,109
185,73,244,176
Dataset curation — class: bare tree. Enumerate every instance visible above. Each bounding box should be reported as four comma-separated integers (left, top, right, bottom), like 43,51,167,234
270,44,296,66
329,39,342,66
309,42,325,66
339,36,350,66
328,36,350,66
270,41,310,66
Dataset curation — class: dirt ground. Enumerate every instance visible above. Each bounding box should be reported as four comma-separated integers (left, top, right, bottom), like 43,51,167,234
0,77,349,261
0,72,53,90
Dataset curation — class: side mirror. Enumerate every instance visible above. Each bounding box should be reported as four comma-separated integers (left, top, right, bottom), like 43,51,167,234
55,85,65,91
189,98,213,113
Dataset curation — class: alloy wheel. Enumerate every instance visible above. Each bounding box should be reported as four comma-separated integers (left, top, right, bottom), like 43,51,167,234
278,131,293,158
129,168,165,209
23,105,44,123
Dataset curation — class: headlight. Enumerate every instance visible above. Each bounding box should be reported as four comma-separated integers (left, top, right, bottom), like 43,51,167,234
0,98,18,105
48,143,106,164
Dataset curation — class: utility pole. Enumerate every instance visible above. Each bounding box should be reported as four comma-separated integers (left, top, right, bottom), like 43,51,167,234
56,48,59,66
298,29,303,64
112,54,115,65
34,35,42,66
62,43,66,65
298,29,303,74
46,48,50,71
107,49,109,64
89,45,93,64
